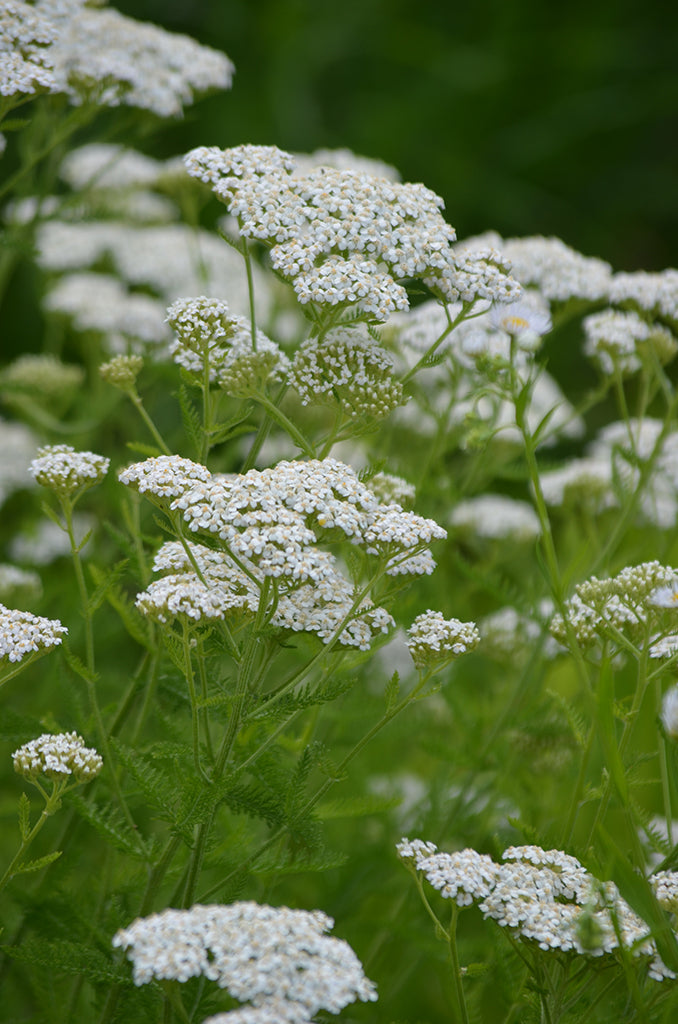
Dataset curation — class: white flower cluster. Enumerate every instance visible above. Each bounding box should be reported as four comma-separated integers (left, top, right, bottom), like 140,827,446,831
166,296,289,394
288,325,403,419
0,418,39,507
406,610,480,669
44,272,169,351
12,731,102,782
112,901,377,1021
398,838,678,979
29,443,109,496
550,561,678,649
37,220,271,351
449,494,541,542
121,456,446,648
480,601,560,662
499,235,614,303
9,514,93,566
0,0,58,100
59,142,177,192
583,308,677,376
184,143,481,324
430,247,522,307
0,353,84,401
33,0,233,117
99,354,144,391
0,564,42,604
0,603,67,664
136,541,258,626
608,268,678,322
540,456,616,513
368,471,416,507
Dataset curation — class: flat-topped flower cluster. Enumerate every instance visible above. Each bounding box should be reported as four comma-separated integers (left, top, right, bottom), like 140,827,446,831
120,455,446,648
12,731,102,782
0,603,67,664
398,838,678,980
549,561,678,650
113,901,377,1022
184,144,521,326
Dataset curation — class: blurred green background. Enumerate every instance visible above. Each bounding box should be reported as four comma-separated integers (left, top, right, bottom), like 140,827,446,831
113,0,678,272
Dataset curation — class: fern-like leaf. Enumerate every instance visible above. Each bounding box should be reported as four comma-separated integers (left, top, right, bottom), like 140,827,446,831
67,792,151,861
2,937,128,985
14,850,62,875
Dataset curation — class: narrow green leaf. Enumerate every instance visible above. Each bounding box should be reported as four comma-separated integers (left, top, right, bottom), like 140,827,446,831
596,660,628,804
18,792,31,841
595,824,678,973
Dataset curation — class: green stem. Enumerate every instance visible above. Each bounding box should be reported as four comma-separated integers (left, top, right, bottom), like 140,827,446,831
61,498,144,850
128,391,172,456
182,620,211,784
252,392,315,457
198,672,435,901
447,904,471,1024
400,303,472,386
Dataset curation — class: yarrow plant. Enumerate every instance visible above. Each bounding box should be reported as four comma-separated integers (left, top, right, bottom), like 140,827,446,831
3,5,678,1023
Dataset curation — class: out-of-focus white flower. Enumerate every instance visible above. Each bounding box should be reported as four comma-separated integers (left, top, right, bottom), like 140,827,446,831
35,0,233,117
450,494,540,542
661,684,678,740
113,902,377,1021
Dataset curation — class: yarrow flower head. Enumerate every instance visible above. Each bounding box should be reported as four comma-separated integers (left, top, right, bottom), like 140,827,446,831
13,731,102,783
99,354,144,392
288,325,404,420
34,0,234,117
0,1,59,101
112,902,377,1021
166,296,289,393
583,308,677,376
550,561,678,650
449,494,541,542
184,143,468,327
399,838,677,979
121,456,445,649
406,610,480,669
29,444,109,497
0,603,67,666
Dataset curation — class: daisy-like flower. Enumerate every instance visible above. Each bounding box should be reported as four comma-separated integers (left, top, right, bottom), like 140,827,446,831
29,444,109,497
112,902,377,1020
650,582,678,608
12,731,102,783
489,300,552,341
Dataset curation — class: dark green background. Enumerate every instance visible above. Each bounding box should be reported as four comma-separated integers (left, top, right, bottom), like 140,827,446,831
115,0,678,272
